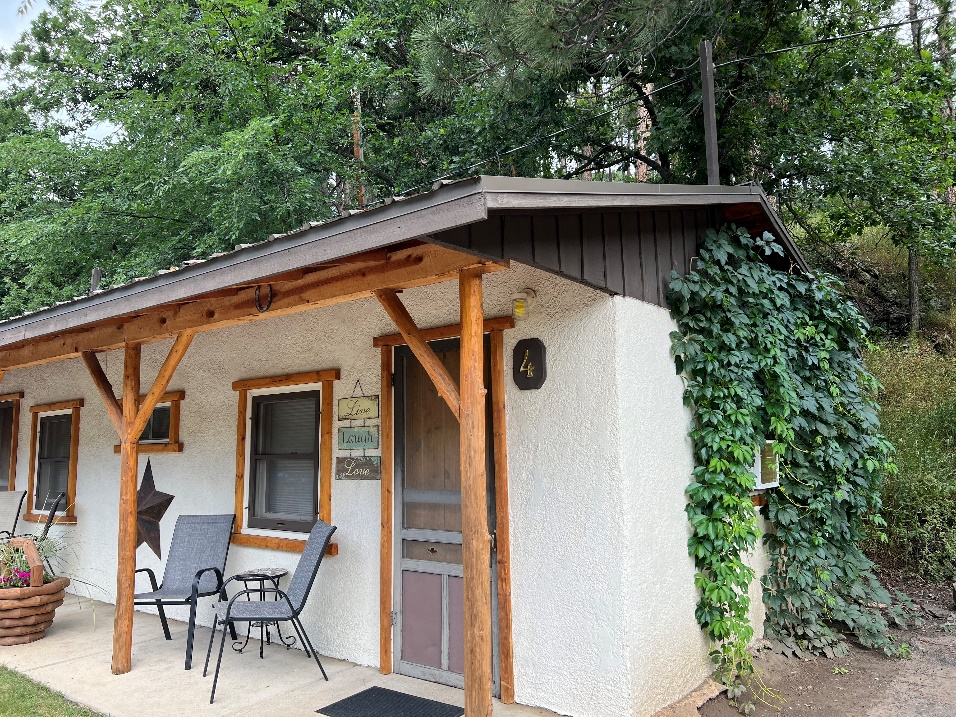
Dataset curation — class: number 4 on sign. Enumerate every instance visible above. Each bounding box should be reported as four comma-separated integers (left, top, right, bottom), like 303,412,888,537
519,350,534,378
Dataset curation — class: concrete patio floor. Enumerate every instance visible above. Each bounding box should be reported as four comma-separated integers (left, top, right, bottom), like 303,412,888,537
0,596,559,717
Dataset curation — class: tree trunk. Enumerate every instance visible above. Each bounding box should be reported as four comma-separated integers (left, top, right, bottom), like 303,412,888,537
909,247,921,334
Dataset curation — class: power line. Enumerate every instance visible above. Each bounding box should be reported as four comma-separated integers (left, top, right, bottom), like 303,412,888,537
381,9,955,202
715,9,956,67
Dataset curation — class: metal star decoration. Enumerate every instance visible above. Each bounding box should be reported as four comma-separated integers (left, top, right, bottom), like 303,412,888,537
136,459,174,559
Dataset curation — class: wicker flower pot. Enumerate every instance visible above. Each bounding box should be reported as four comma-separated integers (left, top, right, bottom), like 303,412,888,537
0,576,70,645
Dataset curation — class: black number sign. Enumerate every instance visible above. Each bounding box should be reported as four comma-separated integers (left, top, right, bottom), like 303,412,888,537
513,338,547,390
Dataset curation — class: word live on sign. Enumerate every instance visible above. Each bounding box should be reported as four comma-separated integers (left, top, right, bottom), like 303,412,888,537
338,426,380,450
337,396,380,421
335,456,382,480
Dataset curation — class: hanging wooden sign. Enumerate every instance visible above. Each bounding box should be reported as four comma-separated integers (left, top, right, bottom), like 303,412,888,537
338,426,380,450
335,456,382,480
513,338,547,390
337,395,380,421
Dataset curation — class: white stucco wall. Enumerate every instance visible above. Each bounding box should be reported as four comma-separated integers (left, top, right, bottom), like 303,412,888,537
0,262,758,717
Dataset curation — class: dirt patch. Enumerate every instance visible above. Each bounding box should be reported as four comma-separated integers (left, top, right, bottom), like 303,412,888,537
700,578,956,717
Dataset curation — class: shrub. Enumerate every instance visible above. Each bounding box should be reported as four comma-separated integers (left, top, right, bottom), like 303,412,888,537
865,341,956,580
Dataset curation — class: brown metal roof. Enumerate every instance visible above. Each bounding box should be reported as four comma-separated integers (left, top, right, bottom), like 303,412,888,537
0,176,806,350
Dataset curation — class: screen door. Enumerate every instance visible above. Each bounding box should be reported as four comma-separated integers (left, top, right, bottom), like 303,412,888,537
393,338,498,692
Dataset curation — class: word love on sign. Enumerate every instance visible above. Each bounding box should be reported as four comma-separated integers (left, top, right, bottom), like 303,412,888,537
335,456,382,480
338,396,380,421
338,426,380,450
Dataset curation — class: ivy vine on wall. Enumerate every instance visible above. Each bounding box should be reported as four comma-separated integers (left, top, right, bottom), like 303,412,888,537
668,225,913,686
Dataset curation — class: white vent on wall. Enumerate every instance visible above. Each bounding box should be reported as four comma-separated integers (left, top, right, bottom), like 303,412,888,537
752,440,780,490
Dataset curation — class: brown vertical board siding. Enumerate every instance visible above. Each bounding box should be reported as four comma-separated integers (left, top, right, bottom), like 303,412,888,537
469,214,503,259
557,214,583,279
669,210,686,280
638,211,659,304
581,212,606,288
620,212,642,298
503,214,534,266
685,209,701,270
380,346,394,674
654,210,672,305
532,214,560,268
603,213,625,294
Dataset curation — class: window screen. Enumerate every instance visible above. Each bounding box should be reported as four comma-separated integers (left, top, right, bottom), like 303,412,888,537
141,404,171,442
248,392,319,532
37,414,71,511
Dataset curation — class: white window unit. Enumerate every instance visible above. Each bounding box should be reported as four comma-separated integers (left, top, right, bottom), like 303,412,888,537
752,440,780,490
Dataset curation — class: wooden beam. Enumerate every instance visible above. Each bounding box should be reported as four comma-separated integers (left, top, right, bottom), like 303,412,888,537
374,289,461,419
129,331,194,442
372,317,515,347
7,398,19,491
232,369,341,392
112,343,141,675
458,268,493,717
29,399,83,413
490,330,515,704
81,351,123,438
234,389,248,535
0,391,22,402
319,379,334,524
379,345,394,675
0,245,505,372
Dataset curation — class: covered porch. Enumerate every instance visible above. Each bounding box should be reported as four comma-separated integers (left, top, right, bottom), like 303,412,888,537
0,597,556,717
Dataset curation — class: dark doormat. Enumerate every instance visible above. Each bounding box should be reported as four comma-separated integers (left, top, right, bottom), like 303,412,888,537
317,686,464,717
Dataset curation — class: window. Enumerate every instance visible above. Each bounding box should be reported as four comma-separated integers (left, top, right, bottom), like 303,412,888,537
0,391,23,492
112,391,184,454
231,370,339,554
248,392,320,533
36,414,71,510
27,399,82,523
141,404,171,443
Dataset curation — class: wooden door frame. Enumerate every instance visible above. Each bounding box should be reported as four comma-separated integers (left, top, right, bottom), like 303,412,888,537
0,392,23,491
391,337,498,693
376,318,516,704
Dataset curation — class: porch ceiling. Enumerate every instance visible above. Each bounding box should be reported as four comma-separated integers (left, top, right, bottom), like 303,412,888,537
0,175,805,372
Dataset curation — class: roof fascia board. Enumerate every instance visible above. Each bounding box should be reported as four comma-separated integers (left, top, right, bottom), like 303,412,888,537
0,180,487,347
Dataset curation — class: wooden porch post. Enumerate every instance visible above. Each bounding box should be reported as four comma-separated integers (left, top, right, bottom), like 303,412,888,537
459,268,493,717
86,331,195,674
112,342,141,675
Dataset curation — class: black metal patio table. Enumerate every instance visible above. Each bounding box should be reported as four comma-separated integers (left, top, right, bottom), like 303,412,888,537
228,567,296,657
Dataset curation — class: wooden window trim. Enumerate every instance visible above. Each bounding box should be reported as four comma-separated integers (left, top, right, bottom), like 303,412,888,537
25,401,82,524
232,371,340,555
0,392,23,491
111,391,184,454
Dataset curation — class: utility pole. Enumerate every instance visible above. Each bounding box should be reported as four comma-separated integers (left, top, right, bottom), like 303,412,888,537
699,39,720,185
352,87,365,207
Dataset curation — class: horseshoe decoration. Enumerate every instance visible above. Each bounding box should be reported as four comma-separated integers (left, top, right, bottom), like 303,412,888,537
254,284,273,313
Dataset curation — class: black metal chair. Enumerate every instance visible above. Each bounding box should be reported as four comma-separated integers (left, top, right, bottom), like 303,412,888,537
204,519,336,703
133,514,235,670
0,491,26,540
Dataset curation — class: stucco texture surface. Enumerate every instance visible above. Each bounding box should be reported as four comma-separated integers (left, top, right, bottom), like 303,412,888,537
0,262,735,717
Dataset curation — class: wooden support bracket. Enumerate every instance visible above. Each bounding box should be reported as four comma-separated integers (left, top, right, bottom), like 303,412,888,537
82,351,123,438
373,289,461,419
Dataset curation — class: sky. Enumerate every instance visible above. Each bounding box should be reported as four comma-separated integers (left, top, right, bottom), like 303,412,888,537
0,0,48,50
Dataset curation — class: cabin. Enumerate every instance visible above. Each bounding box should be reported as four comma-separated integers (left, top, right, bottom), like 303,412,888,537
0,176,805,717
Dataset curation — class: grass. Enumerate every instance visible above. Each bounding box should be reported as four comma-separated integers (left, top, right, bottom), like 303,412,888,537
866,339,956,580
0,667,102,717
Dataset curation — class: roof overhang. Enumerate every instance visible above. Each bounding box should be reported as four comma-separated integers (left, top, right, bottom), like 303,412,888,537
0,176,806,364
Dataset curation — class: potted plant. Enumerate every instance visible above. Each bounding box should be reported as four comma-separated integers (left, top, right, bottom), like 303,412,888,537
0,537,70,645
